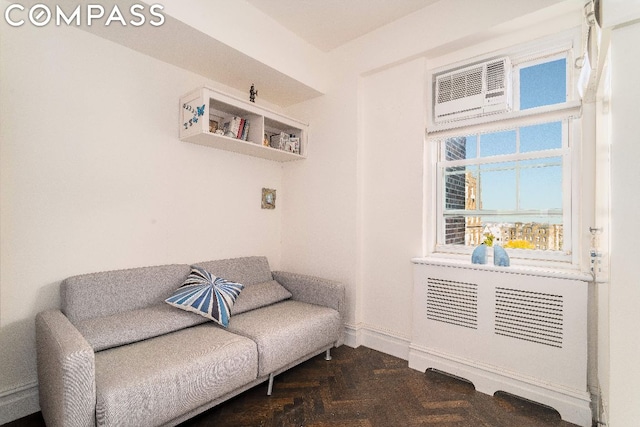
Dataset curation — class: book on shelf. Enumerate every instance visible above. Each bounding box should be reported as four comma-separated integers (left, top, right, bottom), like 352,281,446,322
241,120,250,141
221,116,251,140
237,118,245,138
270,132,289,150
223,116,241,138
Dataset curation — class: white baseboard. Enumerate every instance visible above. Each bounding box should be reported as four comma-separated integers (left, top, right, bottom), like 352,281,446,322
408,344,593,427
599,400,608,427
591,385,608,427
343,323,362,348
0,381,39,425
343,323,411,360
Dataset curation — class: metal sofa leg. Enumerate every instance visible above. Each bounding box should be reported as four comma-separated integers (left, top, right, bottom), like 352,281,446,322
267,373,274,396
325,348,332,361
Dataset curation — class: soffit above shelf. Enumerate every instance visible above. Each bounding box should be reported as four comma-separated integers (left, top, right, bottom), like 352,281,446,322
54,0,325,107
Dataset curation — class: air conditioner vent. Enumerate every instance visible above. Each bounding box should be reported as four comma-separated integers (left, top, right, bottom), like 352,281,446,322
437,79,452,104
495,287,564,348
427,277,478,329
485,91,505,99
434,57,511,123
486,60,506,91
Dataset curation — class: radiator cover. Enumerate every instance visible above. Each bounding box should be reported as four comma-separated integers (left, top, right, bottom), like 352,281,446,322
409,260,591,427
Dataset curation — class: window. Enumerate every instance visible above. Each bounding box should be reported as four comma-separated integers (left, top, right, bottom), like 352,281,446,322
430,47,580,263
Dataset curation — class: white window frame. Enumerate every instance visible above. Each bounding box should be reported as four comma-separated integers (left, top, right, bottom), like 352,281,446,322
425,33,583,267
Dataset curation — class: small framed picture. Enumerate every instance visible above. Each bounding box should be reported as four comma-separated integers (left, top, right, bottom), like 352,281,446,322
261,188,276,209
209,119,219,133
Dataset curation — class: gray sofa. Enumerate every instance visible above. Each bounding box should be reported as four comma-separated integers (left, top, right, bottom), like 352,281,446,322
35,256,345,427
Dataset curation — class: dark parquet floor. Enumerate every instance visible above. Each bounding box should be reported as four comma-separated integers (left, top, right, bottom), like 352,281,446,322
3,346,581,427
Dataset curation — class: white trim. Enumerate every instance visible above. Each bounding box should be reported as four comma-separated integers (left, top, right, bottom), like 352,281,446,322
359,325,411,361
0,381,39,425
440,147,565,168
408,345,592,427
569,116,582,266
411,256,592,281
427,102,581,136
432,244,573,264
424,136,438,256
342,323,411,361
343,322,362,348
602,0,640,29
0,381,37,399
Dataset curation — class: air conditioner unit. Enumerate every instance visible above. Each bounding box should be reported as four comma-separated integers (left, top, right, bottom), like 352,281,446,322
434,57,512,123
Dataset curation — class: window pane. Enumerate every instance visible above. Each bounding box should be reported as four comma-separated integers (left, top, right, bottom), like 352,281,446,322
444,166,466,210
443,166,478,245
444,135,477,160
443,214,564,251
520,58,566,109
445,216,466,245
439,124,567,254
465,135,477,158
479,130,516,157
488,219,563,251
465,167,479,211
479,162,516,210
520,122,563,152
519,157,562,210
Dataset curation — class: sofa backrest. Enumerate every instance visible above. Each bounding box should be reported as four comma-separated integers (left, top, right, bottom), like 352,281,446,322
61,264,191,323
192,256,273,286
61,257,274,323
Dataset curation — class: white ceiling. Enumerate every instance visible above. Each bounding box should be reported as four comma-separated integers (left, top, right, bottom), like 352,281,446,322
244,0,441,52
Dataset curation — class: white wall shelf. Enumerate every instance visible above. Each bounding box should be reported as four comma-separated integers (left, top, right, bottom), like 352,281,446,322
179,86,308,162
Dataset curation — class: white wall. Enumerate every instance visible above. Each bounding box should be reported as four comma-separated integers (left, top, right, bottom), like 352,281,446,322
608,20,640,426
358,59,426,356
0,19,285,422
280,76,360,328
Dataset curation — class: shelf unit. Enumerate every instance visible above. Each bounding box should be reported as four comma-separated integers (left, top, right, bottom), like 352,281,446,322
179,86,308,162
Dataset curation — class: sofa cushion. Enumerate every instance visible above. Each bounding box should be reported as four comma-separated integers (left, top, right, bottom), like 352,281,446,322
75,304,207,351
192,256,272,286
231,280,292,315
61,264,191,323
227,300,341,377
94,324,258,427
165,266,244,327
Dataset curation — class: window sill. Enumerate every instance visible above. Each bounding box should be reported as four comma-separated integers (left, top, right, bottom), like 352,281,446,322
411,255,592,282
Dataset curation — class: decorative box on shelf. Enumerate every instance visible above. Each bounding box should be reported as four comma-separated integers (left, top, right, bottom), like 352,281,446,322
179,86,308,162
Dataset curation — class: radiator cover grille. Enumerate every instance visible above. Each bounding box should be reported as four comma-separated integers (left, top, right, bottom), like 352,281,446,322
426,277,478,329
494,287,564,348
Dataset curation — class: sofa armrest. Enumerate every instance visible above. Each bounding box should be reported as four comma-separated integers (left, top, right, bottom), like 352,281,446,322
36,310,96,427
272,271,346,345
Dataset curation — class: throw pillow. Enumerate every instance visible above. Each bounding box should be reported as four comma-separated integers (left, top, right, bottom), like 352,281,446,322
165,266,244,327
231,280,292,315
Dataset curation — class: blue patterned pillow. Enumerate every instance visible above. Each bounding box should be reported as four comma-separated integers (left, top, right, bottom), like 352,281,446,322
165,266,244,327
